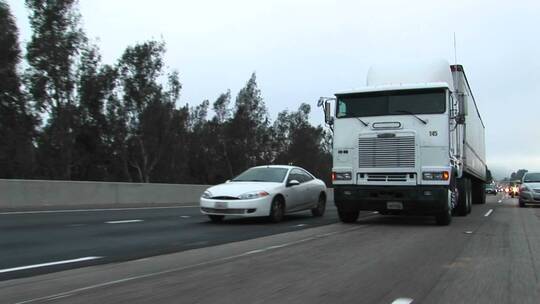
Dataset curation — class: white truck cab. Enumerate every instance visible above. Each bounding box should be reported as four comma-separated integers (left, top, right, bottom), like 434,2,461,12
321,60,486,225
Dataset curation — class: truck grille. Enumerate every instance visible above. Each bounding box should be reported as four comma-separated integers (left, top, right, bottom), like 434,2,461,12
358,135,415,168
367,173,408,182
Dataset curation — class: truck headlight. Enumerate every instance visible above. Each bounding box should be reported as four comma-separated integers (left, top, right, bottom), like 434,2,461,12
332,171,352,181
422,171,449,181
201,190,212,199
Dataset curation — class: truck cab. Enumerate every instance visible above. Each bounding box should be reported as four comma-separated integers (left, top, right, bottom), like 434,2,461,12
321,61,486,225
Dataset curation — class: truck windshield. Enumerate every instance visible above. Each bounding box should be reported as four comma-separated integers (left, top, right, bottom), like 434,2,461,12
336,89,446,118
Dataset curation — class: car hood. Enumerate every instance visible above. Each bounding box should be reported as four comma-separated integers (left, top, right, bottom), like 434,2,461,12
206,182,281,198
524,182,540,189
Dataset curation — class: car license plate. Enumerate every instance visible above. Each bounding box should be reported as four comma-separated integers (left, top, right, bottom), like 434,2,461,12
214,202,228,209
387,201,403,210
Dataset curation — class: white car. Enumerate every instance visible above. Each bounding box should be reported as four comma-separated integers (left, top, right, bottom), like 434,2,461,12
200,165,328,222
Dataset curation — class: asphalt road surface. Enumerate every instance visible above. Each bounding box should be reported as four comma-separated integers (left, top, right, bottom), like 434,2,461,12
2,193,539,304
0,203,343,281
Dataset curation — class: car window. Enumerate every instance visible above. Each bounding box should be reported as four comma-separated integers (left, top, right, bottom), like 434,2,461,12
299,169,314,182
288,169,305,183
232,167,288,183
523,173,540,183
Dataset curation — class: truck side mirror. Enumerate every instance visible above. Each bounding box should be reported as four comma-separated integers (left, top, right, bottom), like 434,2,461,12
324,101,334,125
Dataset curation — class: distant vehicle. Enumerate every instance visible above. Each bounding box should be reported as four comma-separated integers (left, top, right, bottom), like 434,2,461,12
485,184,497,195
519,172,540,207
200,165,327,223
320,61,487,226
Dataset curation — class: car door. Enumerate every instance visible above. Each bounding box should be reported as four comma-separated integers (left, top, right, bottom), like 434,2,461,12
284,169,306,211
298,169,318,208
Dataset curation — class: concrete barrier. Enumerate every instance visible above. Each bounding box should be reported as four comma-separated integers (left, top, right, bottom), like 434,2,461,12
0,179,208,210
0,179,335,211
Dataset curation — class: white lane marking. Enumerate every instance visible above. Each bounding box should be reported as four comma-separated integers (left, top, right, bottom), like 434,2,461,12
294,224,307,227
498,199,502,203
105,219,143,224
464,231,473,234
66,224,86,227
0,257,102,274
392,298,413,304
180,215,191,219
484,209,493,217
16,226,367,304
372,211,379,214
0,206,198,215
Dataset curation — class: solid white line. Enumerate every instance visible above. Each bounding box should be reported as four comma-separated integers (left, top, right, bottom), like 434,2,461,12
0,206,198,215
484,209,493,217
105,219,143,224
0,257,102,274
180,215,191,219
16,226,367,304
392,298,413,304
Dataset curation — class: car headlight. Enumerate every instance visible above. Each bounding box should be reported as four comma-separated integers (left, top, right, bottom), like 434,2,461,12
201,190,212,199
332,171,352,181
422,171,449,181
238,191,269,200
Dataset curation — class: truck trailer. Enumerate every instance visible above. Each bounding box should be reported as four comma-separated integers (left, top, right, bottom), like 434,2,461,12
320,60,486,225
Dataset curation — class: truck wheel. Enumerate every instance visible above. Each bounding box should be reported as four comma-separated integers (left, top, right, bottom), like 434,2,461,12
455,178,469,216
338,209,359,223
311,193,326,217
466,179,473,213
472,179,486,204
436,195,452,226
208,215,225,223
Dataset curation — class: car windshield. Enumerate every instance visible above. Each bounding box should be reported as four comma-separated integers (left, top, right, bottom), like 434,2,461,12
524,173,540,183
231,167,288,183
336,88,446,118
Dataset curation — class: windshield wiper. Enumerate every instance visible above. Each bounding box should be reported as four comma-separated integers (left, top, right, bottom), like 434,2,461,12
356,118,368,127
393,110,427,125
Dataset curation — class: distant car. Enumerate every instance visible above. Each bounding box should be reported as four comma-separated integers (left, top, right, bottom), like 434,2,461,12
519,172,540,207
200,165,327,222
485,185,497,195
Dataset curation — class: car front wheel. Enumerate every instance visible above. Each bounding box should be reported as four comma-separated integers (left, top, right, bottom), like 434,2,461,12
269,197,285,223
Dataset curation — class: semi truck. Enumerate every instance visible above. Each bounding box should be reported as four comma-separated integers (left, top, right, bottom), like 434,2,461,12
319,60,486,225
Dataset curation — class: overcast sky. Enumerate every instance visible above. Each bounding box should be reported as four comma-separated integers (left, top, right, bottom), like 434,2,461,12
8,0,540,178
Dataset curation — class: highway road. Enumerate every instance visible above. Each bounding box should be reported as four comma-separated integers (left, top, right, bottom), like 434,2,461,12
2,193,539,304
0,203,344,281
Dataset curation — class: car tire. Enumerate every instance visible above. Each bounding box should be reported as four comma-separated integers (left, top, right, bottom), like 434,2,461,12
519,200,525,208
311,193,326,217
208,215,225,223
338,209,359,223
269,197,285,223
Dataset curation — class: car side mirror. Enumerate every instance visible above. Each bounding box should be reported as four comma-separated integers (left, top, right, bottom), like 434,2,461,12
287,180,300,187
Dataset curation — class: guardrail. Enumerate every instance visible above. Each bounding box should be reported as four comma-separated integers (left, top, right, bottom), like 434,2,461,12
0,179,208,210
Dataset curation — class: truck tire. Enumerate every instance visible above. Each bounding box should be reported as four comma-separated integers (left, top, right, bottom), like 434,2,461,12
455,178,470,216
472,179,486,204
466,178,473,213
436,192,452,226
338,208,359,223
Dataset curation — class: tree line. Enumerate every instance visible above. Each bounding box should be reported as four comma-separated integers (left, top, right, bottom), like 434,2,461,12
0,0,331,185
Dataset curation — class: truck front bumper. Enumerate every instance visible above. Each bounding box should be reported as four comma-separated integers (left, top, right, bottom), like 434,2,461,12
334,185,449,215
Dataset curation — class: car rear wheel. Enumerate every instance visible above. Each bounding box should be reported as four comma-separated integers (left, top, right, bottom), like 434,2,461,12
208,215,225,223
311,193,326,217
269,197,285,223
